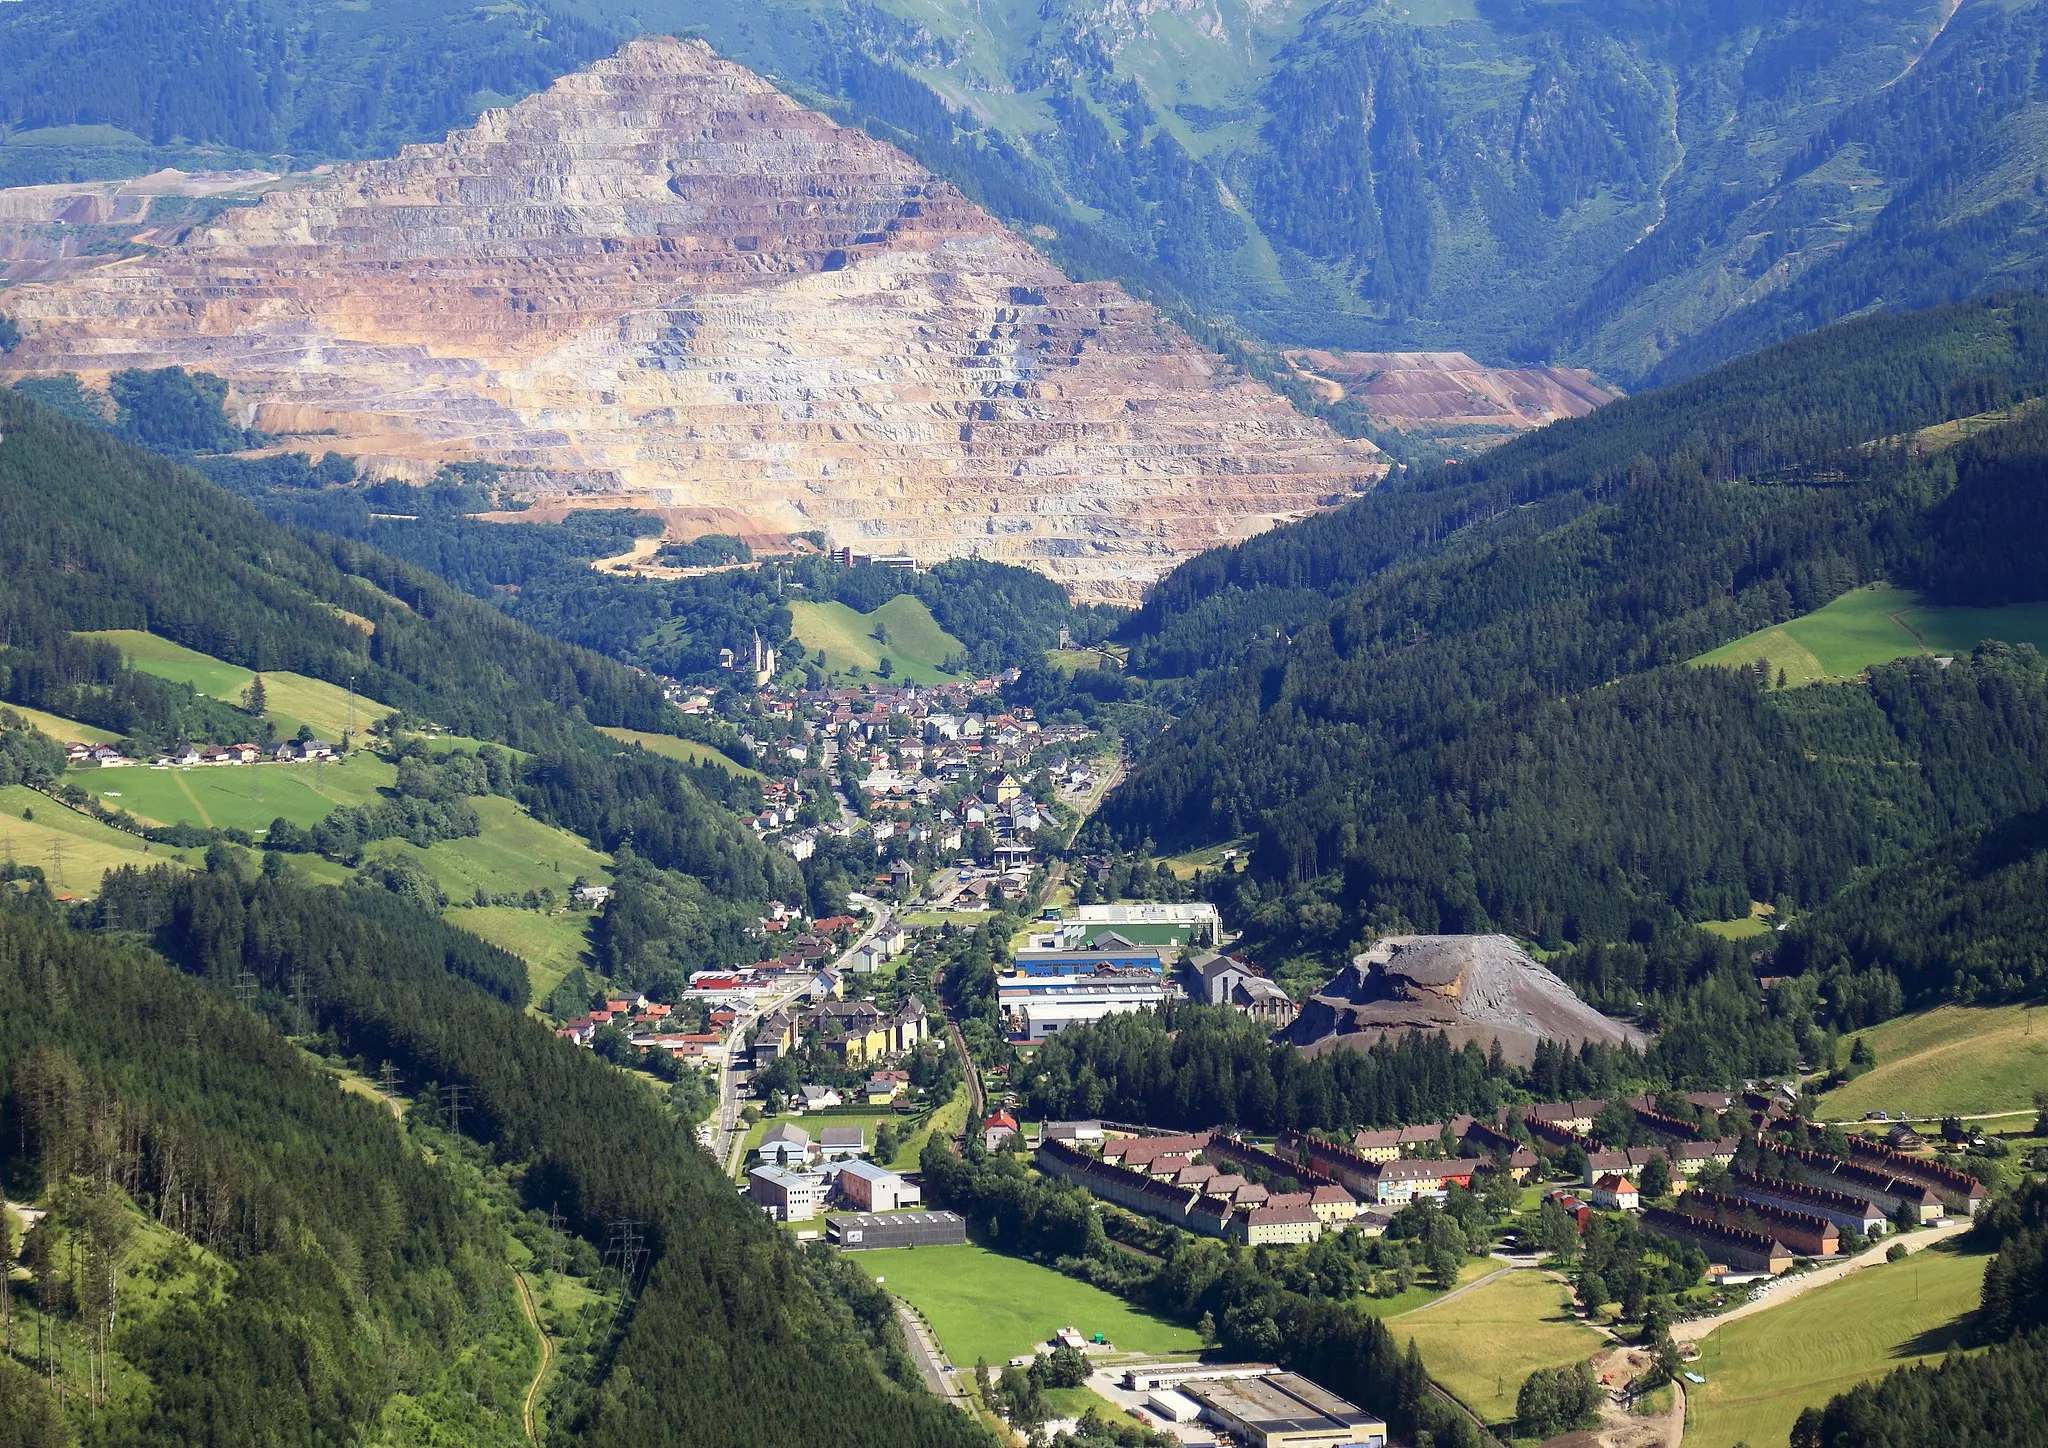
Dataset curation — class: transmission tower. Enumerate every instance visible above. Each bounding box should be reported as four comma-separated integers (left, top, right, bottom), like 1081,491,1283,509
546,1204,567,1275
442,1082,467,1138
235,970,260,1014
379,1060,400,1100
604,1218,646,1294
290,968,316,1034
45,838,65,891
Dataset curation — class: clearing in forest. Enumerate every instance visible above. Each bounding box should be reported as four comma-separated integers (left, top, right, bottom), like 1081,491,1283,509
1822,1000,2048,1120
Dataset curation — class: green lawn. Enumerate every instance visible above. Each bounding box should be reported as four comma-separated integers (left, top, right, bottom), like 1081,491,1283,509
858,1243,1200,1369
1389,1270,1603,1425
1822,1001,2048,1120
362,796,611,901
79,629,390,739
1700,903,1776,941
76,752,395,833
0,784,193,897
788,596,965,684
1686,1245,1986,1448
1690,584,2048,685
452,906,596,1006
597,727,765,779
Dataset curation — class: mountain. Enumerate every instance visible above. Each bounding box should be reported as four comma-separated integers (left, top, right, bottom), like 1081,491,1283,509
1098,296,2048,964
0,36,1381,604
9,3,2048,393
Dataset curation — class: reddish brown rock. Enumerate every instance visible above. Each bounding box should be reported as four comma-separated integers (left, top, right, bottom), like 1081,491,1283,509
1284,349,1618,440
0,37,1379,601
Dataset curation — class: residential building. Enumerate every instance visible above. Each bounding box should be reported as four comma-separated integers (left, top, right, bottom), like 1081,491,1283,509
982,1111,1019,1151
1590,1174,1639,1211
749,1166,829,1222
1640,1206,1793,1275
1730,1171,1888,1237
798,1084,842,1111
1236,1203,1322,1246
835,1160,922,1212
1843,1139,1987,1216
1680,1190,1838,1257
1769,1146,1946,1223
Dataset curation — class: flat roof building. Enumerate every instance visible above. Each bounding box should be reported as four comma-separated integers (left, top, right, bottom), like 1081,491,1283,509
1184,1372,1387,1448
835,1160,923,1212
749,1166,829,1222
826,1211,967,1250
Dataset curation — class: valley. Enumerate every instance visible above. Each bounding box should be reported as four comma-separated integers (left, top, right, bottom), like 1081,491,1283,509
1,12,2047,1448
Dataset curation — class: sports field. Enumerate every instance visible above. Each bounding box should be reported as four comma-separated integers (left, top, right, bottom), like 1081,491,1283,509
596,727,765,780
76,752,394,833
79,629,385,738
1387,1270,1602,1423
0,784,191,896
1822,1001,2048,1120
856,1243,1200,1369
788,596,965,684
1685,1244,1985,1448
1690,585,2048,685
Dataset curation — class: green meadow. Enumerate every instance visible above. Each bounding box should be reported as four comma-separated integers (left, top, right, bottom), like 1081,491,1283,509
1686,1245,1986,1448
788,595,965,684
1690,584,2048,685
0,784,193,896
1823,1001,2048,1120
77,752,394,833
597,727,766,780
80,628,385,738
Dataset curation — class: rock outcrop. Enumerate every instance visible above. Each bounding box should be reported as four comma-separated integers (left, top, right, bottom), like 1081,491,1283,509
0,37,1381,602
1284,934,1648,1066
1284,349,1617,444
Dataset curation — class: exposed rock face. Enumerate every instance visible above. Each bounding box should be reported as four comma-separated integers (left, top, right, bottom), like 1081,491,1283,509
1284,349,1617,441
0,37,1380,602
1283,934,1648,1066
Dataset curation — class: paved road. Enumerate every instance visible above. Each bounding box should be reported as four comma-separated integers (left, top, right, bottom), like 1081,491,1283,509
1670,1216,1973,1346
1400,1265,1515,1314
715,906,897,1177
895,1301,973,1411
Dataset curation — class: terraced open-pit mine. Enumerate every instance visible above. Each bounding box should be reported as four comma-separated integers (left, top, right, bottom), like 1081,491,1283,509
0,36,1382,603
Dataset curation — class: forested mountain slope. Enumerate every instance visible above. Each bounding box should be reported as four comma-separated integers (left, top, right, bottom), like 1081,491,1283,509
0,384,794,908
0,860,992,1447
1100,296,2048,956
7,0,2047,383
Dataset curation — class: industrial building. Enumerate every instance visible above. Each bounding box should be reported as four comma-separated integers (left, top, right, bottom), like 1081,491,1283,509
999,972,1178,1041
826,1211,967,1250
1181,1372,1386,1448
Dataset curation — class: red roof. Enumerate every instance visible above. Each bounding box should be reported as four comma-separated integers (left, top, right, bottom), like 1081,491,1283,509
985,1111,1019,1130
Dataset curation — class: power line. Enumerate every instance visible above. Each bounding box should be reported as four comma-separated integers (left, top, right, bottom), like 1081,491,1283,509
442,1082,467,1138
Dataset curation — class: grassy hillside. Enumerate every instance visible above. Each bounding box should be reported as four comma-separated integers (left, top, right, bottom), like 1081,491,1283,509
1822,1002,2048,1121
364,795,613,900
8,701,121,745
0,782,191,895
597,726,765,780
1686,1245,1987,1448
1690,585,2048,685
1389,1270,1603,1425
788,594,965,684
82,628,384,738
455,906,597,1008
